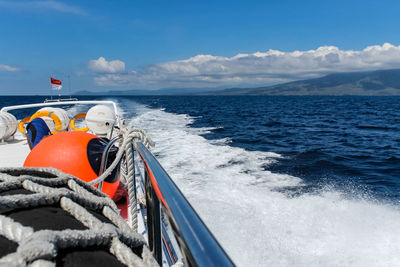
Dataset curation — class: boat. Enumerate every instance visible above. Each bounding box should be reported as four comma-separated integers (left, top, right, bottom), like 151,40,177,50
0,98,234,266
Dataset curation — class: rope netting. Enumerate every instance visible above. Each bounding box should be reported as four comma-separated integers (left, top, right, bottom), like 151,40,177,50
0,167,159,267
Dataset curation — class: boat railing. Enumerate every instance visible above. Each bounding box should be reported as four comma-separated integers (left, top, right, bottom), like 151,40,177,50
134,142,235,267
1,100,119,117
44,97,79,102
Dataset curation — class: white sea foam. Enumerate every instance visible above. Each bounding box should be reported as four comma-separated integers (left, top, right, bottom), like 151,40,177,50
126,102,400,266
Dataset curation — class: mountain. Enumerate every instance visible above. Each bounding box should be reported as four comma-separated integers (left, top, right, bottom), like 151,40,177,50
198,69,400,95
74,87,224,96
75,69,400,96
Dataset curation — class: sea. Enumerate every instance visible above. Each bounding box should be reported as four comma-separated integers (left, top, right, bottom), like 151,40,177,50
2,95,400,266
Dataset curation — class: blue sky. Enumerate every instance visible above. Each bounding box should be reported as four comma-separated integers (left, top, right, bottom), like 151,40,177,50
0,0,400,94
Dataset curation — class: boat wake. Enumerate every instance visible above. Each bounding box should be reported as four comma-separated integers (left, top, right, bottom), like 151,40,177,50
119,99,400,266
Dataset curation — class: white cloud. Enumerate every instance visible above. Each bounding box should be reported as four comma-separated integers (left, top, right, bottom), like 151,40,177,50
88,57,126,74
89,43,400,89
0,64,19,72
0,0,87,16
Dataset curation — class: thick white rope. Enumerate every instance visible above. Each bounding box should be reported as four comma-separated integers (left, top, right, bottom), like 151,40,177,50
103,206,132,234
126,143,138,231
0,167,158,267
0,215,34,243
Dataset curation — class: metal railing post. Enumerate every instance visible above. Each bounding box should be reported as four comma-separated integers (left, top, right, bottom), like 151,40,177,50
145,168,162,265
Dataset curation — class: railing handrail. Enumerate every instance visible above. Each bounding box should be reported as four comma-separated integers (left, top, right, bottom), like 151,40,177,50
1,100,119,117
135,142,235,267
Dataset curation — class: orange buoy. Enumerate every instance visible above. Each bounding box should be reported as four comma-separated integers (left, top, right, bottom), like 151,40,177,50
24,131,120,199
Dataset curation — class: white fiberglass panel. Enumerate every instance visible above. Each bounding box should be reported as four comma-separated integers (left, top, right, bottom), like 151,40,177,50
0,132,30,167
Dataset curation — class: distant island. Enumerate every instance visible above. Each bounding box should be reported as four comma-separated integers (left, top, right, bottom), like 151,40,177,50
75,69,400,96
75,87,211,96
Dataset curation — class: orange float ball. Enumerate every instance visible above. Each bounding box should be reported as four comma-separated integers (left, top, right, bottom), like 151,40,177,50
24,131,119,199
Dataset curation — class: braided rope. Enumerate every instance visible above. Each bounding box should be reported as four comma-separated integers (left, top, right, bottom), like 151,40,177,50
0,215,34,243
103,206,132,234
0,181,23,192
120,158,128,185
126,143,138,231
0,167,158,267
60,197,105,230
30,259,55,267
111,238,149,267
0,193,62,212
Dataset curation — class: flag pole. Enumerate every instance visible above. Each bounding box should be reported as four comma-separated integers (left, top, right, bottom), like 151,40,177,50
68,75,72,99
49,75,53,100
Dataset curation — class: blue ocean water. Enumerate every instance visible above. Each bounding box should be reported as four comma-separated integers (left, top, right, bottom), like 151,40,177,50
128,95,400,202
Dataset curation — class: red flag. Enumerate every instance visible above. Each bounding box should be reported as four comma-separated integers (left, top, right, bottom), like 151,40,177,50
50,77,62,85
50,77,62,90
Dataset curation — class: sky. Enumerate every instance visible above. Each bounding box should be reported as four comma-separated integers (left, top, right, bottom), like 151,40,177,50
1,0,400,94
